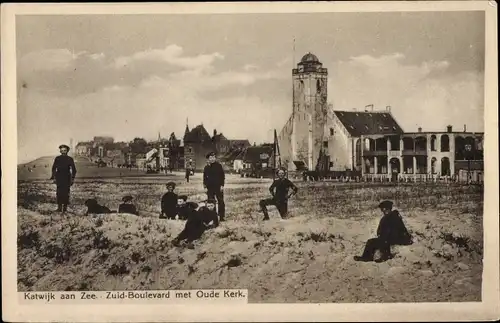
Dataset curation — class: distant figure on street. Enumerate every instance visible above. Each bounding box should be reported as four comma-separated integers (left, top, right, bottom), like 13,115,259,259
160,181,178,219
50,144,77,213
354,200,413,263
84,198,114,215
171,199,219,248
203,152,226,221
177,195,199,220
259,168,298,220
118,195,138,215
185,167,191,183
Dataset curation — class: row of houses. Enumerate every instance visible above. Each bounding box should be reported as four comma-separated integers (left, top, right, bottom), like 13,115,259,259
74,127,264,172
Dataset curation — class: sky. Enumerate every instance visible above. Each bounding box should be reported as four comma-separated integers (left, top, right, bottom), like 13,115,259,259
16,11,485,163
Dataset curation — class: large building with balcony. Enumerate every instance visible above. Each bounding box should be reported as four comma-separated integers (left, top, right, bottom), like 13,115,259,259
277,52,484,181
358,124,484,180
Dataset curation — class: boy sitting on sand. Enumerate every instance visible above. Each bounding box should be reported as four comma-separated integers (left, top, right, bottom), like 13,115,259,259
354,200,413,263
160,182,178,219
177,195,199,220
118,195,138,215
171,199,219,248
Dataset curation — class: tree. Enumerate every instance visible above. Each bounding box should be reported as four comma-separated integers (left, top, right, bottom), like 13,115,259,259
129,138,148,154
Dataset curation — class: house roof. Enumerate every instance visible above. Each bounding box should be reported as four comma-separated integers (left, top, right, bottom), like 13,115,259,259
229,139,251,147
242,146,274,163
333,111,404,137
184,124,212,143
212,133,228,142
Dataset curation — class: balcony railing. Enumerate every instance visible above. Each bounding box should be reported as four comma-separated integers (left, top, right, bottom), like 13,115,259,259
362,150,388,157
402,149,427,156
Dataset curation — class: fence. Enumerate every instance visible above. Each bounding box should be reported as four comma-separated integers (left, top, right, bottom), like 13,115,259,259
289,171,484,185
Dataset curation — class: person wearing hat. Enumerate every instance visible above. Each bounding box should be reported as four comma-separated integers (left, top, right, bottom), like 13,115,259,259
177,195,199,220
354,200,413,263
259,167,298,221
160,182,178,219
50,144,77,212
171,198,219,248
203,152,226,221
118,195,139,215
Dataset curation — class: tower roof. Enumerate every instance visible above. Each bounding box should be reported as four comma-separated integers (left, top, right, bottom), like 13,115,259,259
300,52,319,63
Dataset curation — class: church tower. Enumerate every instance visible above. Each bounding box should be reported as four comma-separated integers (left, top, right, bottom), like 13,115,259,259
291,52,328,171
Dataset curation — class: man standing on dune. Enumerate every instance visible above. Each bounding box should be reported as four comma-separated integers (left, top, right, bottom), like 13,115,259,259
50,144,77,213
203,152,226,221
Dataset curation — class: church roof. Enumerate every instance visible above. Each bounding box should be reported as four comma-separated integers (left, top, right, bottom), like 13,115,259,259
333,111,404,136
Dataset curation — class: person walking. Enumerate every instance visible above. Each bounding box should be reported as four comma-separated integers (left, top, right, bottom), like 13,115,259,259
203,152,226,221
50,144,77,213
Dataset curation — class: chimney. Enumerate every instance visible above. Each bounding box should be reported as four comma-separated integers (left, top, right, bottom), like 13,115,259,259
447,125,453,133
213,129,217,137
463,124,467,132
418,127,422,133
386,106,391,112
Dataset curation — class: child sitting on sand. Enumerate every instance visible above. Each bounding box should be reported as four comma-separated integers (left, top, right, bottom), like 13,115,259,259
118,195,139,215
177,195,199,220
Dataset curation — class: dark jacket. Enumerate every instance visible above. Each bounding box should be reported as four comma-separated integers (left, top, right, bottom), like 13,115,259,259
269,178,298,201
377,210,413,245
161,192,178,213
176,206,218,242
177,202,199,220
197,206,219,228
118,203,138,215
51,155,77,183
203,162,225,188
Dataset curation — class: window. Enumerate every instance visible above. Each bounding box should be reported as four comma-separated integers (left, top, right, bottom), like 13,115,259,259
323,141,328,148
330,128,334,136
392,126,397,130
365,125,369,130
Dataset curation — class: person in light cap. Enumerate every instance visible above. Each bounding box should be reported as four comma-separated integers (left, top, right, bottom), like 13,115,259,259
50,144,77,213
118,195,138,215
203,151,226,221
354,200,413,263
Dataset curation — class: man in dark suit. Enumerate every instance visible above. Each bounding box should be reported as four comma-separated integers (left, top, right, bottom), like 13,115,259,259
354,200,413,263
50,144,77,213
118,195,139,215
203,152,226,221
259,168,298,220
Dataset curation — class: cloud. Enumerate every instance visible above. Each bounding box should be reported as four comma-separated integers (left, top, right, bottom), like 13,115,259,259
113,44,224,71
329,53,483,132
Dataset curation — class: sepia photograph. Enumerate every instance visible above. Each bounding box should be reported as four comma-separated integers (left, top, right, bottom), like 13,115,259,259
2,1,499,322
